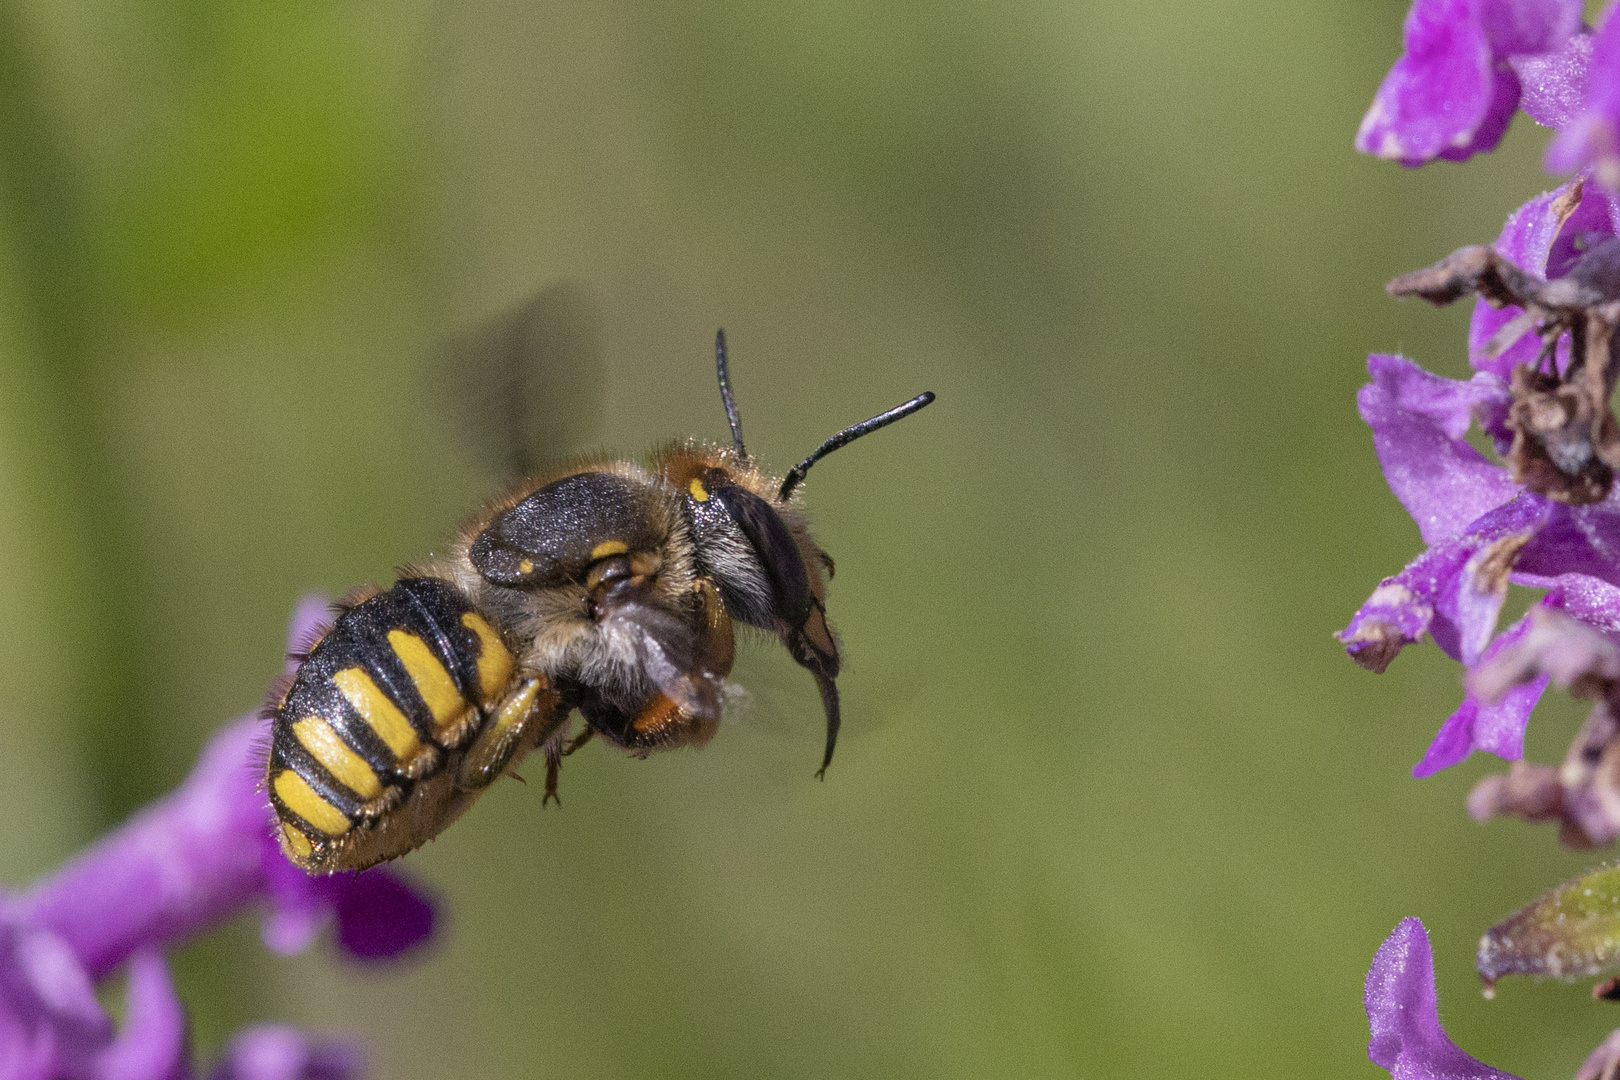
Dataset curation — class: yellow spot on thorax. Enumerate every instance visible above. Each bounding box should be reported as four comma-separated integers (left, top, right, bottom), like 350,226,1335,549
590,539,628,559
388,629,466,728
274,770,352,836
518,558,534,575
461,612,515,705
293,716,382,799
688,478,708,501
280,822,315,861
333,667,422,761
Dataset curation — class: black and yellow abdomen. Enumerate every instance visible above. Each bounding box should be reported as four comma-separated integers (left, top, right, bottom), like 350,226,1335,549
269,576,560,873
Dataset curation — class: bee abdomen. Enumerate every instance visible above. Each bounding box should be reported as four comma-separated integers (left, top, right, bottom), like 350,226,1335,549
268,576,518,858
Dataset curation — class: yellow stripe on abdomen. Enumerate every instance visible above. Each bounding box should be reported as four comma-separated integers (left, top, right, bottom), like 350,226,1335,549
292,716,382,800
387,629,467,729
273,770,352,835
333,666,423,761
461,612,515,705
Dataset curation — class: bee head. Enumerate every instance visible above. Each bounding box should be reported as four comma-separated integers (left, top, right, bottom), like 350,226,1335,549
665,330,933,776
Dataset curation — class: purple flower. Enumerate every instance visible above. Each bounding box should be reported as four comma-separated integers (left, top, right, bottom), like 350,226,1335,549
1337,182,1620,776
1366,918,1521,1080
1467,178,1620,381
1334,349,1620,773
1465,602,1620,845
0,598,435,1078
1550,6,1620,187
1358,0,1582,166
1577,1030,1620,1080
0,913,365,1080
209,1026,364,1080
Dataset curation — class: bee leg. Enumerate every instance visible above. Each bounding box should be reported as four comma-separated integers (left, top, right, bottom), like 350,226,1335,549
456,676,565,791
543,731,564,806
563,726,595,756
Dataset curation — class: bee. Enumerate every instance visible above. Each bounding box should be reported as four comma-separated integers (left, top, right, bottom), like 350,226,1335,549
266,329,934,873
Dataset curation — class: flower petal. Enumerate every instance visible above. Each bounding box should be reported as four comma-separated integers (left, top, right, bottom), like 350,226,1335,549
1439,66,1523,163
1548,6,1620,184
1577,1029,1620,1080
1472,595,1620,696
1543,569,1620,631
1360,355,1519,544
1366,918,1521,1080
0,1001,57,1080
1467,179,1594,379
92,951,189,1080
13,926,105,1031
1340,494,1547,669
1359,0,1501,165
207,1025,363,1080
260,853,434,962
1414,613,1546,776
329,870,436,962
1518,492,1620,586
1479,0,1581,57
17,716,270,978
1338,576,1437,673
1511,30,1594,128
0,919,112,1080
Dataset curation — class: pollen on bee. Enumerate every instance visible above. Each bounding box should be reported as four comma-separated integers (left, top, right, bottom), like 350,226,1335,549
590,539,629,559
688,478,708,501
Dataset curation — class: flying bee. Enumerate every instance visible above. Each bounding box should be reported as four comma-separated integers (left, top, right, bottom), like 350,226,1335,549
266,327,934,873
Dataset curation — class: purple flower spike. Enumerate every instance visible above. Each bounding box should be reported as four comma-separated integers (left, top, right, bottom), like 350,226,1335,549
1550,7,1620,187
1366,918,1522,1080
1359,0,1582,166
208,1025,363,1080
0,596,438,1078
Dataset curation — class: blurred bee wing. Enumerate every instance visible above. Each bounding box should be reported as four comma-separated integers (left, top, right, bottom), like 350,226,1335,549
436,282,605,479
601,600,725,720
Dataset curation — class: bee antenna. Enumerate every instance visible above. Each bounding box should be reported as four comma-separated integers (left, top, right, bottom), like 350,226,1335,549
714,329,747,460
778,391,935,500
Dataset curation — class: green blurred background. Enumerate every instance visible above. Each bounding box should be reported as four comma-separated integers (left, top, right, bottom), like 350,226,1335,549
0,0,1613,1076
